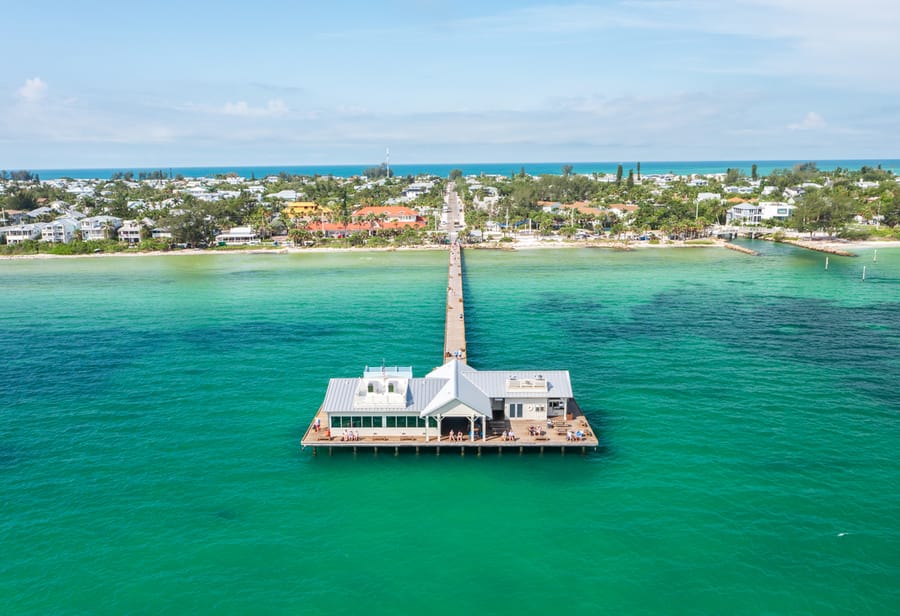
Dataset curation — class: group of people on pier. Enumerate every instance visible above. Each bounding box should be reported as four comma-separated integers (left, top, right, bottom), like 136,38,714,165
446,429,467,442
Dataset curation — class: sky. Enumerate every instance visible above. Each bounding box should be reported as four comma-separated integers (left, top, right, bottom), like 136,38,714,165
1,0,899,168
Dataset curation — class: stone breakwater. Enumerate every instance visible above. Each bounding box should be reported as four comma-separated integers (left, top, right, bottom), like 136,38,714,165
781,240,856,257
724,242,760,256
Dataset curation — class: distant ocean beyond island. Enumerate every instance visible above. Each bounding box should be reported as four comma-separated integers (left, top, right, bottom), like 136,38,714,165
26,159,900,180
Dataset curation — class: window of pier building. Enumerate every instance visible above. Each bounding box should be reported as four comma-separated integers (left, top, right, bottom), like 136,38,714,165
330,415,437,429
330,416,384,429
385,416,437,428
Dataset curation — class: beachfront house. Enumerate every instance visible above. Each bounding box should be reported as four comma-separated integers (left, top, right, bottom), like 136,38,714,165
81,216,123,241
320,360,574,441
5,223,47,244
215,226,260,246
118,220,145,243
41,218,79,243
352,205,423,226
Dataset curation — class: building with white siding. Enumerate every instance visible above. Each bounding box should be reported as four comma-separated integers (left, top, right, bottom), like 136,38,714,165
320,360,573,441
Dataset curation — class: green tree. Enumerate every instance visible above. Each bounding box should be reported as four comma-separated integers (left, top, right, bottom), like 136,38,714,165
449,169,463,180
626,170,634,188
616,165,623,185
636,161,641,180
163,196,218,246
561,164,573,177
725,168,743,185
751,163,758,181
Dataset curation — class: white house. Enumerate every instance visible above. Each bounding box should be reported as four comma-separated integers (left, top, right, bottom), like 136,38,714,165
696,192,722,204
41,218,79,243
81,216,123,241
320,360,574,441
266,189,299,201
215,225,260,245
758,202,795,221
4,223,45,244
726,203,761,224
118,220,144,243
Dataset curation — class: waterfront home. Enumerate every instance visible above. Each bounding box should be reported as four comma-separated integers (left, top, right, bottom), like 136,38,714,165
726,203,762,224
81,216,123,241
118,220,146,243
309,221,372,238
215,225,260,246
41,218,79,243
352,205,424,227
320,360,574,441
4,223,46,244
758,202,795,221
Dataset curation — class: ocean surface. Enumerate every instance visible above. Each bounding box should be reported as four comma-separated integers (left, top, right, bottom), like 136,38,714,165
25,159,900,180
1,243,899,614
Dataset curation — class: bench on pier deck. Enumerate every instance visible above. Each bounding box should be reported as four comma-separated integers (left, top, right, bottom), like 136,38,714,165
372,436,389,442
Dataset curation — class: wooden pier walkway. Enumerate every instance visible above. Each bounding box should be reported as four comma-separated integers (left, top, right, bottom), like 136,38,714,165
444,240,466,362
444,185,467,363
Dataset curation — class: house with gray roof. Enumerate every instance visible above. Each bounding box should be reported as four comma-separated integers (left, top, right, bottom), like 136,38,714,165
321,360,574,440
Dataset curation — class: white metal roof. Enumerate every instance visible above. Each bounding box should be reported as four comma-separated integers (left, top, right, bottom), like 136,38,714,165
320,363,573,415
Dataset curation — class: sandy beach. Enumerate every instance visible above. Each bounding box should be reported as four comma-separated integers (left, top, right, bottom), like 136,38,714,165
2,237,899,261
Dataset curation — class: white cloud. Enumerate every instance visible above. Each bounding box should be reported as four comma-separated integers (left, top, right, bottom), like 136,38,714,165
455,1,900,88
220,99,288,117
16,77,48,102
788,112,826,131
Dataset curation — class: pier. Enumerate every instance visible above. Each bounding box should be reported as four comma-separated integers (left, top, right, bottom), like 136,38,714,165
444,183,466,362
301,182,598,455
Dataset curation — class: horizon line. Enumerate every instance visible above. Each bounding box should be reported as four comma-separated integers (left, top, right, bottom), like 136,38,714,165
8,157,900,173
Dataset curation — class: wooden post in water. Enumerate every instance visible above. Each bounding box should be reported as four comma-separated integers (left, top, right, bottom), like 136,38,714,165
825,256,829,270
874,249,877,263
862,266,867,281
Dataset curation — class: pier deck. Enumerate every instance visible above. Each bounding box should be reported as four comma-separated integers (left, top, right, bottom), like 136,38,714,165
302,405,599,453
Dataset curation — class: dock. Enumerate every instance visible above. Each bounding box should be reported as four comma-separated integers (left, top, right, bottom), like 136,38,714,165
444,240,466,362
301,182,599,456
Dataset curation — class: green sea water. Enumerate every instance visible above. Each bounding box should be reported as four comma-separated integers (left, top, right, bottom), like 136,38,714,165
1,243,898,614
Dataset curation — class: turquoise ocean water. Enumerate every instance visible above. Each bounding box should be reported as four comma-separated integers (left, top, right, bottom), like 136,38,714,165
28,159,900,180
1,243,899,614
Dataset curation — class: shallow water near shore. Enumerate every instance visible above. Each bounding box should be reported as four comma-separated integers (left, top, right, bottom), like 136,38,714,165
2,243,899,614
